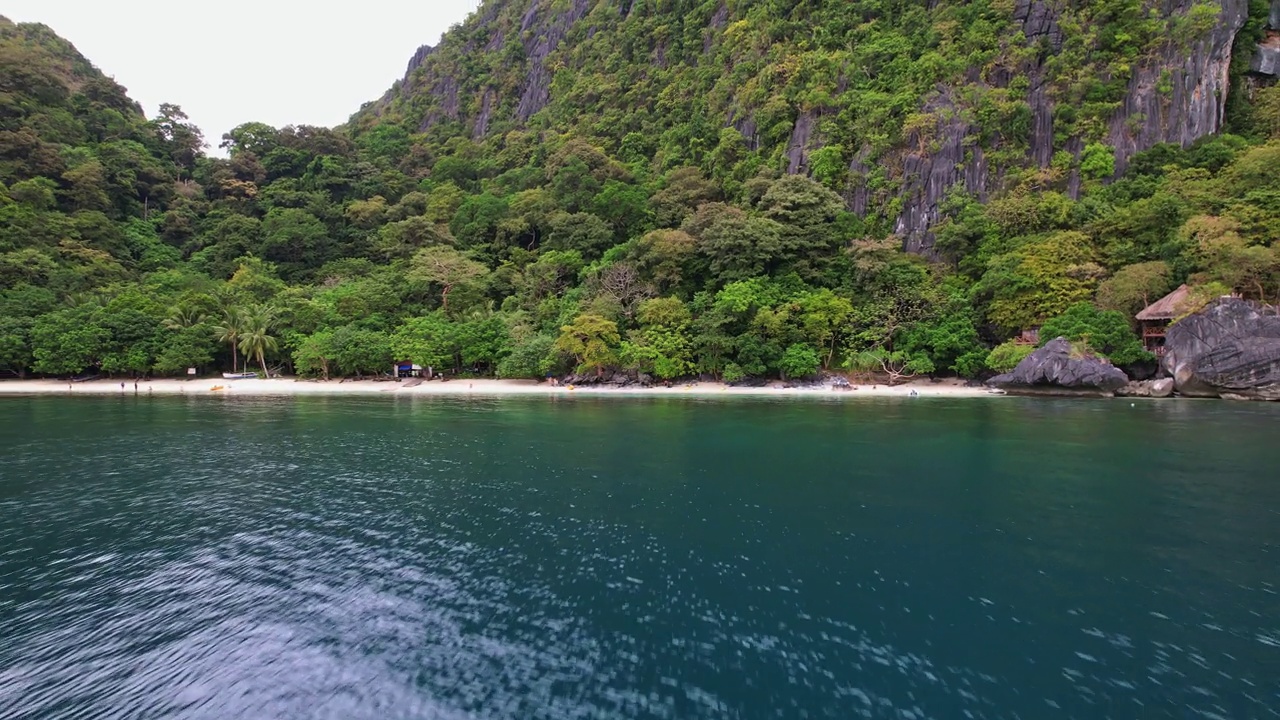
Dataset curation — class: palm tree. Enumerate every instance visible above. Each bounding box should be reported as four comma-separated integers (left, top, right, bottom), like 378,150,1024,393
164,306,206,331
213,308,247,373
237,306,278,377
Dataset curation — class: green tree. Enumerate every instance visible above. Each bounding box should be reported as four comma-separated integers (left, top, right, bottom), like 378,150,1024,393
1080,142,1116,181
698,214,784,284
555,314,620,375
650,167,720,228
259,208,331,278
330,326,392,377
31,306,109,376
409,245,488,311
391,313,456,371
0,316,34,377
153,326,216,376
758,175,845,276
898,309,987,377
778,344,822,379
236,306,279,376
979,231,1105,331
544,212,614,256
794,288,854,368
497,333,557,379
213,308,247,373
621,297,695,379
293,329,337,379
454,313,511,372
845,347,934,385
1095,261,1174,316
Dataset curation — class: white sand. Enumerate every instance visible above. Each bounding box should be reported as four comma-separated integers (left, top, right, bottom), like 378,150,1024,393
0,377,995,399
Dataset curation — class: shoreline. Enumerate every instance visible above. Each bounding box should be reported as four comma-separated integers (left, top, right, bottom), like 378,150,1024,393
0,377,996,399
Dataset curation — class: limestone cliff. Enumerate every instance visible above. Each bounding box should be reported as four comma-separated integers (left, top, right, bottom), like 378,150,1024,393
359,0,1262,258
893,0,1250,255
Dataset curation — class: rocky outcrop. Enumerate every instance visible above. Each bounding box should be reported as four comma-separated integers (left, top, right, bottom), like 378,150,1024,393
1104,0,1249,174
1247,1,1279,77
1254,44,1280,76
888,0,1248,257
786,110,817,175
404,44,435,77
1164,299,1280,400
895,91,987,256
988,337,1131,396
515,0,592,122
1253,8,1280,77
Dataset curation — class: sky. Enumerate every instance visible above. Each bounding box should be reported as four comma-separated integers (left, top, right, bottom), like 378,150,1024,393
2,0,483,152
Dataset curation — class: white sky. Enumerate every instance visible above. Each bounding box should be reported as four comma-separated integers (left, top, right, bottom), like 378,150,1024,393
2,0,482,151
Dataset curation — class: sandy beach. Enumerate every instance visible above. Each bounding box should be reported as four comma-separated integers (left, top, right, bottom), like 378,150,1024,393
0,377,994,399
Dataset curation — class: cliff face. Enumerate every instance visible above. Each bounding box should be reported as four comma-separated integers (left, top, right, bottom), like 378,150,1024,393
359,0,1259,258
894,0,1249,255
1105,0,1247,169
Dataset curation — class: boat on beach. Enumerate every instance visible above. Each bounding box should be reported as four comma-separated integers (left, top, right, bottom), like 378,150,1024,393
221,372,258,380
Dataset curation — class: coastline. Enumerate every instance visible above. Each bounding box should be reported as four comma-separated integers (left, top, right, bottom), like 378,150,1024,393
0,377,994,399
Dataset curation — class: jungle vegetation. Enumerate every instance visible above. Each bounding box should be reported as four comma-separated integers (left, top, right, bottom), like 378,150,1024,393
1,9,1278,382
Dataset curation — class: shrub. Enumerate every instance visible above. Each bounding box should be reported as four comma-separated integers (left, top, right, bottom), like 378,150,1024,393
1039,302,1151,365
778,344,821,379
721,362,746,383
986,340,1034,372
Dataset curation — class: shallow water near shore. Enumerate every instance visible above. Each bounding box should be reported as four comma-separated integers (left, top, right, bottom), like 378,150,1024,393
1,395,1277,719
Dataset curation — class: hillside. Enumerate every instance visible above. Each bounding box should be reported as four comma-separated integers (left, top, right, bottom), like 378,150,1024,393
358,0,1275,253
1,7,1278,384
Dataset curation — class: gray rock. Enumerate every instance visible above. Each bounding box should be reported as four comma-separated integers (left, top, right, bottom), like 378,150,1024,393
1164,298,1280,400
1117,378,1175,398
1116,381,1147,397
1252,45,1280,77
988,337,1130,396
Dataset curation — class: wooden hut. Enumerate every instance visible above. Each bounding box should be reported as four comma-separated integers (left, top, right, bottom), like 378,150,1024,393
1015,327,1040,345
1135,284,1191,355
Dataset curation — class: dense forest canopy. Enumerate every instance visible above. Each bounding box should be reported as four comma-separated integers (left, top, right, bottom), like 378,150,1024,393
1,5,1278,382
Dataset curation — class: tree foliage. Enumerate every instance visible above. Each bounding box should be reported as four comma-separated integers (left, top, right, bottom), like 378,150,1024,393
1039,303,1151,366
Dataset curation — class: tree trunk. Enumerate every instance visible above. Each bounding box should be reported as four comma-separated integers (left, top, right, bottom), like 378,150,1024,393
230,342,239,373
259,352,269,377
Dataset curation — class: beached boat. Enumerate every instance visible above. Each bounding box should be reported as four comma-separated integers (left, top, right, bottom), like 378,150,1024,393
222,372,258,380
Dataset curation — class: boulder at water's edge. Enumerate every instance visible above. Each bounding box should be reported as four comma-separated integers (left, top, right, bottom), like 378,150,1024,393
1117,378,1175,398
988,337,1130,396
1164,299,1280,400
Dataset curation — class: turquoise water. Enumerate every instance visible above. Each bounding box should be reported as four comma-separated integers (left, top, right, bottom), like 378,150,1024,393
0,395,1277,719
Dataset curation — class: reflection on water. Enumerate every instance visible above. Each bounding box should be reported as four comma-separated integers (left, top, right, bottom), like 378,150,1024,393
0,396,1278,719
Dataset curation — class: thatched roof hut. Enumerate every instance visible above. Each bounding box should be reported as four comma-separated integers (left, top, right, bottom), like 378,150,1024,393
1135,285,1191,321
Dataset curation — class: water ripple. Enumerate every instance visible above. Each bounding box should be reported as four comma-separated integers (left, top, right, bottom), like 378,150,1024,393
1,396,1278,719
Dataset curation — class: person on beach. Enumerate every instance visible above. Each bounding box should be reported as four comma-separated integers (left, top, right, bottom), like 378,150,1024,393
120,381,125,392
